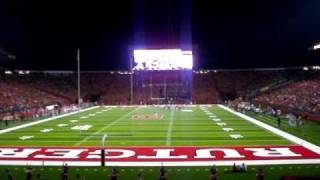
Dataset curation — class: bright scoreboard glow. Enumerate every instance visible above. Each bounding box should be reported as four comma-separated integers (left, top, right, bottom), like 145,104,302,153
133,49,193,70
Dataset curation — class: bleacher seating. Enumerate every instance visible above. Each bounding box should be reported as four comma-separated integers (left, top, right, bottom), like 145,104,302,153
1,69,319,121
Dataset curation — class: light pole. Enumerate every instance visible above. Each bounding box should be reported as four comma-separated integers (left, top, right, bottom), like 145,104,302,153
77,49,81,110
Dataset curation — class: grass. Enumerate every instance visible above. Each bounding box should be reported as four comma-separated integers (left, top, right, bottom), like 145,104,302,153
1,165,320,180
0,105,290,147
0,105,320,179
246,111,320,146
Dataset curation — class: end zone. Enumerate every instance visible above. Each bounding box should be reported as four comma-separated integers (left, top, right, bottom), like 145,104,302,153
0,146,320,166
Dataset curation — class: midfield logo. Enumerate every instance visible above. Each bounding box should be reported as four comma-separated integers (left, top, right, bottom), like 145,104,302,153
0,146,319,166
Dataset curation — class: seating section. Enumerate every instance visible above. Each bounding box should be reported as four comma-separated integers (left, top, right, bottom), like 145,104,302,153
0,75,70,119
254,72,320,113
1,70,319,119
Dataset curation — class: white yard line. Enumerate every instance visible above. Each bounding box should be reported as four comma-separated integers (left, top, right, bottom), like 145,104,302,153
0,106,99,135
74,107,140,146
3,159,320,167
3,139,287,143
165,110,175,146
218,104,320,154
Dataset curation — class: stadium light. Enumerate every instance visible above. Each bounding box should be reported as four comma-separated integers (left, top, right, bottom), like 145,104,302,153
4,70,12,74
313,43,320,50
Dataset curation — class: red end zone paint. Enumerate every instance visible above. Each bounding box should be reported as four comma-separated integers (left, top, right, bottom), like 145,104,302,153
0,145,320,166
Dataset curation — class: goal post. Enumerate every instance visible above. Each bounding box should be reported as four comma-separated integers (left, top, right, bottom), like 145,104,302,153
129,48,193,105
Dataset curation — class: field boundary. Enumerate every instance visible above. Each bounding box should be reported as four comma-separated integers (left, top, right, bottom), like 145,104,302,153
0,106,99,135
2,159,320,167
218,104,320,154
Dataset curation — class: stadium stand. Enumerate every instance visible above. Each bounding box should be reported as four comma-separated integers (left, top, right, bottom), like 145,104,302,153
0,74,70,120
1,69,319,121
253,72,320,113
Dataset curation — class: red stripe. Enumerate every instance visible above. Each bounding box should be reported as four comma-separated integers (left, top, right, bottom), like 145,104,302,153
0,145,319,163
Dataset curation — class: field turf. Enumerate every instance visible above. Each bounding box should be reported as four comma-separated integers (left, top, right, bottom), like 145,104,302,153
1,105,320,179
0,105,291,147
1,164,320,180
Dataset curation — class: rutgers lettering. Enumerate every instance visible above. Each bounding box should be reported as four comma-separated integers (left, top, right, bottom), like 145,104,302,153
244,148,302,157
138,149,188,159
87,149,135,159
0,146,318,166
0,148,40,158
195,148,245,159
34,149,87,159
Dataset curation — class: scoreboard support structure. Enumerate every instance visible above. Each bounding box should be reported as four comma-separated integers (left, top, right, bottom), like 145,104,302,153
129,48,193,105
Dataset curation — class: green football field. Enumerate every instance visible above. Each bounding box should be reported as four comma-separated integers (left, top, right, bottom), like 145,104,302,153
0,105,291,147
1,105,320,180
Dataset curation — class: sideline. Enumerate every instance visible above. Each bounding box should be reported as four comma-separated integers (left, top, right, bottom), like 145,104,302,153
218,104,320,154
0,106,100,135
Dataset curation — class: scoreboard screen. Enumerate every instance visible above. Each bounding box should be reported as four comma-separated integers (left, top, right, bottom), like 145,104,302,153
133,49,193,70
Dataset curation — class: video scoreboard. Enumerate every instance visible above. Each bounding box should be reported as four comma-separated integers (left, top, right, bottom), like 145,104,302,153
132,49,193,71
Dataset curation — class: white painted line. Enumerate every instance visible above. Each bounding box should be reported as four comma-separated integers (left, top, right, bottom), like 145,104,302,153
19,136,34,140
0,106,99,135
166,110,175,146
71,125,92,131
222,128,234,132
217,122,226,126
5,139,287,143
40,128,53,133
95,108,112,114
209,115,217,118
2,159,320,167
218,104,320,154
230,134,243,139
57,124,68,127
74,107,139,146
181,109,193,112
70,120,79,123
212,118,221,122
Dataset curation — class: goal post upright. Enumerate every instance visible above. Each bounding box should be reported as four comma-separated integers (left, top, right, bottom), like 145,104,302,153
101,134,107,167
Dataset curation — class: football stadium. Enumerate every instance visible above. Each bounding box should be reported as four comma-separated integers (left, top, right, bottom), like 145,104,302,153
1,0,320,179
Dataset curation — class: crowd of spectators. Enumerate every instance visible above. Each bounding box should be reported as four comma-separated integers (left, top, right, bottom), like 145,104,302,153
212,70,283,100
192,73,220,104
0,76,69,121
254,72,320,114
100,73,130,105
1,69,319,123
191,70,283,104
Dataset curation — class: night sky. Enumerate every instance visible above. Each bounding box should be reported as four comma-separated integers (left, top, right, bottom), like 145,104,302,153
0,0,320,70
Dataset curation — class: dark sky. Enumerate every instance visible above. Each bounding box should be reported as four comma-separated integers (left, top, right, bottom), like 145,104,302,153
0,0,320,70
